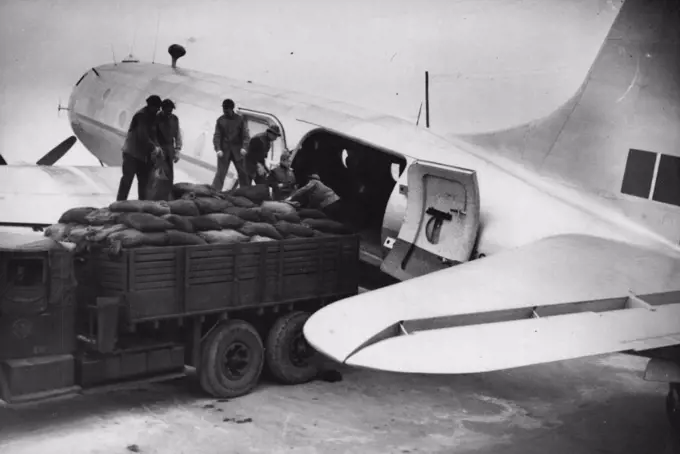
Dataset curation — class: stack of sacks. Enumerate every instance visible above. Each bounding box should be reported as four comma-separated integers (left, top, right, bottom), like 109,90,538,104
172,182,354,238
45,201,208,254
44,182,355,252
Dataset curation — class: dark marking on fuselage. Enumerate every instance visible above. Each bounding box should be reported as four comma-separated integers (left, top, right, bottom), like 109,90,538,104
621,148,680,208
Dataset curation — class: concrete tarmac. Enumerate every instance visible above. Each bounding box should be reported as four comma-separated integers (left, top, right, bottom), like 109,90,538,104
0,353,677,454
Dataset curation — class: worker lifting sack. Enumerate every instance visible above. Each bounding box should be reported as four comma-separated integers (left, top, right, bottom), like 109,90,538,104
146,148,173,202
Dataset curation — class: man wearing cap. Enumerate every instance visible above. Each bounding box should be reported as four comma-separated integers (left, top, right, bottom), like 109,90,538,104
156,99,182,175
212,99,250,190
286,172,345,221
245,124,281,185
117,95,162,201
266,149,297,200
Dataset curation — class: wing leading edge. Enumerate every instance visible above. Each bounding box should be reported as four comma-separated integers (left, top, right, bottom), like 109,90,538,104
303,234,680,374
0,165,127,227
0,164,205,228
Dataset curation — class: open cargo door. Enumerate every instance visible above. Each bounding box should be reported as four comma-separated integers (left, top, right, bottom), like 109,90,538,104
380,161,480,281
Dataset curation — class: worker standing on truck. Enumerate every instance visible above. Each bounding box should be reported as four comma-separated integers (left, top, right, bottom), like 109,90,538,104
116,95,162,201
267,149,297,200
286,173,345,221
146,98,182,200
246,125,281,185
156,99,182,184
212,99,250,190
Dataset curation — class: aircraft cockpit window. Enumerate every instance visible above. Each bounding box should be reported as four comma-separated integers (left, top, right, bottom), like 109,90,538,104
6,258,46,287
75,72,88,87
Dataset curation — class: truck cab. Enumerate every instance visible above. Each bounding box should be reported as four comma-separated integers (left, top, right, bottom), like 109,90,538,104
0,233,78,403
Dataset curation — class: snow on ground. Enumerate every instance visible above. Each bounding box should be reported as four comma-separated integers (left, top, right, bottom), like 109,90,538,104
0,354,676,454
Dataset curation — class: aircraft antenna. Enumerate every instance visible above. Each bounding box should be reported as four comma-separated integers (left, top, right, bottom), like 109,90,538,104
129,19,139,57
416,102,423,126
152,10,161,64
425,70,430,128
110,44,117,65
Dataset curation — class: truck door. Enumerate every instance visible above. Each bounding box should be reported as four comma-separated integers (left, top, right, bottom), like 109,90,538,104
380,160,480,281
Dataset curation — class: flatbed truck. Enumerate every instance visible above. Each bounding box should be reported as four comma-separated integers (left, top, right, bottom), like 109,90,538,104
0,232,360,404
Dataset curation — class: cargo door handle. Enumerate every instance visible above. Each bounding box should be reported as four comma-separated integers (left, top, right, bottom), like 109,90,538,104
425,207,452,221
424,207,451,244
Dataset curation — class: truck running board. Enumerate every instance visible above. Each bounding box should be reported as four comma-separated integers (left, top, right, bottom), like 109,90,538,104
80,371,188,397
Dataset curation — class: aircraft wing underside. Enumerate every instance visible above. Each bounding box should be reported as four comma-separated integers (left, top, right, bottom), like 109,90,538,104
303,234,680,374
0,163,208,228
0,165,134,227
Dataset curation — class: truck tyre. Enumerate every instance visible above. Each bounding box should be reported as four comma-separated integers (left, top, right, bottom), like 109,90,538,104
198,354,218,397
265,311,318,385
667,383,680,435
198,319,264,399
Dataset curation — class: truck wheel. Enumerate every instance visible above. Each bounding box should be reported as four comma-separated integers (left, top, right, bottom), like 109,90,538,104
198,319,264,399
667,383,680,435
265,311,319,385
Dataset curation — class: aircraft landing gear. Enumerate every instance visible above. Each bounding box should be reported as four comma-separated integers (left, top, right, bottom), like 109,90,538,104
667,383,680,437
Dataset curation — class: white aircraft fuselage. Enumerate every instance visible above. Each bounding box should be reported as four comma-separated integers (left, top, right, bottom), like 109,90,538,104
65,54,680,284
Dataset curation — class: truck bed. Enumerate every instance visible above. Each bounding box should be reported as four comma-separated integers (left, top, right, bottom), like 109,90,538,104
83,235,360,322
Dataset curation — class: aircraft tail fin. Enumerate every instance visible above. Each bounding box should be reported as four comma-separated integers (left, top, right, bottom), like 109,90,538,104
457,0,680,244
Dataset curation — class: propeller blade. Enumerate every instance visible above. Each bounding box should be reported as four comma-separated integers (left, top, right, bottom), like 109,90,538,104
36,135,77,166
0,154,6,166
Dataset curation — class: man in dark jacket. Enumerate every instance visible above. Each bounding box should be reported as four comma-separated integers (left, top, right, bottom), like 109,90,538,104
245,124,281,185
267,149,296,200
212,99,250,190
286,173,345,222
116,95,162,201
149,98,182,200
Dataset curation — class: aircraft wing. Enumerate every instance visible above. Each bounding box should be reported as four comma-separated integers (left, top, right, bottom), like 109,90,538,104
0,163,207,228
0,165,127,228
303,234,680,374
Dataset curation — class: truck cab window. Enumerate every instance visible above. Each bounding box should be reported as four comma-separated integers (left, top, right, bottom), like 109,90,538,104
7,258,45,286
